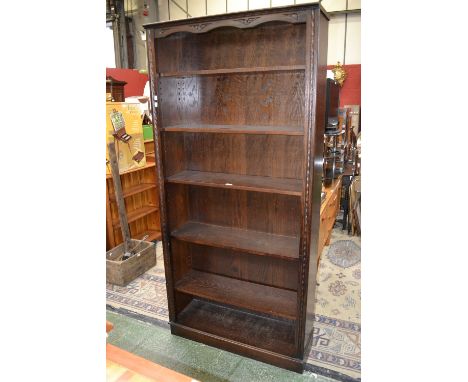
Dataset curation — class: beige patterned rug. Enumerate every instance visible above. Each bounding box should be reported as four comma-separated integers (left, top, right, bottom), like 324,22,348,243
107,225,361,381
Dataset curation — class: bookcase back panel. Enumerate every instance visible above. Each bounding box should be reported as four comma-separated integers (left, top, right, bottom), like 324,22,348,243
171,239,193,282
159,72,305,127
162,132,186,177
189,187,301,237
156,22,306,73
189,243,298,291
166,184,300,237
164,132,304,179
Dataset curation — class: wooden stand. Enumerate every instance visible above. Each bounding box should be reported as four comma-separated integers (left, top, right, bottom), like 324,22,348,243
144,3,328,373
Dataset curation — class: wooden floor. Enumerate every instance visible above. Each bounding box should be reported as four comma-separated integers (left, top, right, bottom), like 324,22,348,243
107,343,198,382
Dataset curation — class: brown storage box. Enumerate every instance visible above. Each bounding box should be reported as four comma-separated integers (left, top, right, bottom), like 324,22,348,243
106,239,156,286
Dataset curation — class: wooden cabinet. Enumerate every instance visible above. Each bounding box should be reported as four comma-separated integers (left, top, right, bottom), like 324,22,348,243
144,3,328,373
318,177,342,263
105,159,161,250
106,76,126,102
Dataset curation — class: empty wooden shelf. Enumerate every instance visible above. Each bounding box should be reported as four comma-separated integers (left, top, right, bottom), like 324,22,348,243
108,183,156,200
167,170,302,196
176,299,296,357
172,222,299,260
159,64,306,77
145,2,328,373
162,123,303,135
175,270,296,320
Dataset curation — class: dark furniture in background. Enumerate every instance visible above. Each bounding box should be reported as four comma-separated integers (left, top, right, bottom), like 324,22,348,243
325,78,340,128
106,76,127,102
340,165,354,231
144,3,328,373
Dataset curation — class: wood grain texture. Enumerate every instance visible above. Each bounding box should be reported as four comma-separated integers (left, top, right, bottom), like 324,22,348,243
300,8,329,360
318,177,342,264
113,205,159,227
188,187,301,237
156,22,306,71
108,142,132,252
175,270,297,320
107,344,197,382
106,240,156,286
177,299,296,356
108,183,157,201
106,161,161,250
159,72,305,127
162,123,303,135
154,13,307,38
172,221,299,260
147,28,178,323
160,65,305,77
167,170,302,196
164,133,304,179
145,3,328,372
189,243,298,291
171,323,303,373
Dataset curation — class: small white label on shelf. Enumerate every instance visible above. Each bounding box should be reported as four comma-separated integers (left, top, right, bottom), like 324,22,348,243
225,183,233,186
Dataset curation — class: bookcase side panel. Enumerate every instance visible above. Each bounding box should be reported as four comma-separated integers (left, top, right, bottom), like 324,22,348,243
295,9,329,359
146,29,177,322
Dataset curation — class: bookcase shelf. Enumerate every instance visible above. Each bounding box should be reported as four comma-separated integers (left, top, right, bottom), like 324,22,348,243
145,3,328,373
172,221,299,260
176,299,296,357
167,170,302,196
112,205,159,227
109,183,157,201
162,123,303,135
175,270,296,320
106,162,155,179
141,229,162,242
159,65,305,77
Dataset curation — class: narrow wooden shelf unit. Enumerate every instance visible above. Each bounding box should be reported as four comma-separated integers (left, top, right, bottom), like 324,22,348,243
145,3,328,372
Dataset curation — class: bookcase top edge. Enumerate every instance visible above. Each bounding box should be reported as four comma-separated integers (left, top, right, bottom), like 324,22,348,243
143,2,324,31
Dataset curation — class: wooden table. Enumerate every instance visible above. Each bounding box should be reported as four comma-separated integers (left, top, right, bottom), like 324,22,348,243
106,321,198,382
318,176,342,264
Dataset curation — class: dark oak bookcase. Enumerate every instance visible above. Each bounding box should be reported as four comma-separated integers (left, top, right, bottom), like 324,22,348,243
144,3,328,373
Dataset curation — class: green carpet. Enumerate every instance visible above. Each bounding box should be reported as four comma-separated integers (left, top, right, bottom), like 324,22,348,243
107,310,341,382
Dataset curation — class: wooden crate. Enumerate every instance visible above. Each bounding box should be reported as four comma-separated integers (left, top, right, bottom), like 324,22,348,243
106,239,156,286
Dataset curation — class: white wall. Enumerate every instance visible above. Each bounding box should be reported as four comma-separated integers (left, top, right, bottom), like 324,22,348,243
106,26,116,68
327,12,360,64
